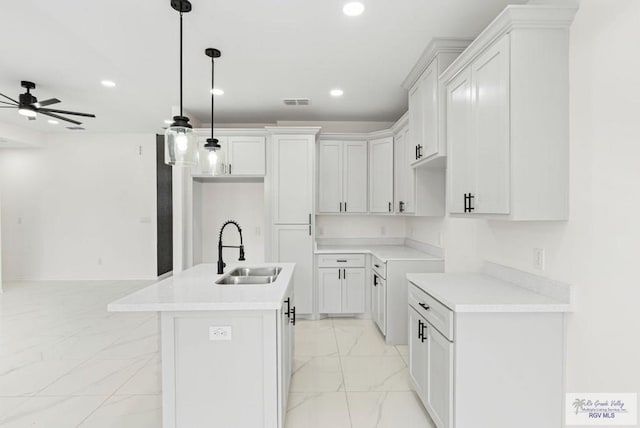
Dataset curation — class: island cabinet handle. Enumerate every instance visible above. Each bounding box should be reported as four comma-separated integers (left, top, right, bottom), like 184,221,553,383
290,307,296,325
285,298,291,318
374,264,380,268
419,302,430,311
373,276,378,287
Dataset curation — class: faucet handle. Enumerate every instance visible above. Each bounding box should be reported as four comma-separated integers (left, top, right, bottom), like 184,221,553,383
239,245,246,261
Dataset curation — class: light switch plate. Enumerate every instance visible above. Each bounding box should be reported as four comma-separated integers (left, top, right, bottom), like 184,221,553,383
209,326,232,341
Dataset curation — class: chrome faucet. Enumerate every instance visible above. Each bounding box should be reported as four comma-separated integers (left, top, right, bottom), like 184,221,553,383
217,220,245,274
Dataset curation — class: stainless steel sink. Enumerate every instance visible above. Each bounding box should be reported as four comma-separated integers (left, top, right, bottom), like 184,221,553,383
215,276,277,285
229,267,282,277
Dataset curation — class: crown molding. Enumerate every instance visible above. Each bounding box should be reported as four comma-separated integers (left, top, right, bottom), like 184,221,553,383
440,4,579,84
264,126,322,135
401,38,472,90
193,128,268,137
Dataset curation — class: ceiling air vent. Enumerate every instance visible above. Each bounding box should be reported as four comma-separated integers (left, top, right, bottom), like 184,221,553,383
283,98,311,106
66,126,85,130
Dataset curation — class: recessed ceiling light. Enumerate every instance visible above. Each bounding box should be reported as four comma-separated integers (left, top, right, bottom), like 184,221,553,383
211,88,224,96
343,2,365,16
164,119,173,125
101,80,116,88
330,89,344,97
48,119,59,125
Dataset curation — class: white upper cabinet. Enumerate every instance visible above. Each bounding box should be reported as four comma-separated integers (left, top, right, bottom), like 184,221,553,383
442,5,576,220
192,132,266,177
272,134,314,224
369,137,394,214
227,136,266,176
403,39,470,168
394,121,415,214
317,140,367,214
318,141,343,213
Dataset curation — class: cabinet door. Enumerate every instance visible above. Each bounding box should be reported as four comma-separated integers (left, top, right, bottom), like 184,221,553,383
273,225,313,314
409,308,428,401
369,137,394,213
447,67,475,214
471,34,511,214
375,276,387,335
318,141,343,213
371,274,379,327
318,268,342,313
426,325,454,428
421,60,440,159
394,128,406,213
401,127,416,213
343,141,368,213
228,136,265,176
342,268,365,313
409,82,423,162
273,135,314,224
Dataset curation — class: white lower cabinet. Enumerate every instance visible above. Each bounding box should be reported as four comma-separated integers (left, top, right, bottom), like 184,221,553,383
317,254,366,314
372,272,386,335
408,282,565,428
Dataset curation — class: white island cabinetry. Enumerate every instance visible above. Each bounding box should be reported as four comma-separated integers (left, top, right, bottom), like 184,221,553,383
108,263,297,428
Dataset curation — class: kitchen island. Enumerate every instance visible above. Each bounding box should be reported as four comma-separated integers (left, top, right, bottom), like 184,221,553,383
108,263,296,428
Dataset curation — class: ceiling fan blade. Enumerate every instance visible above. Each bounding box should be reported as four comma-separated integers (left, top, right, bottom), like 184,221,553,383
0,100,17,106
0,93,19,104
38,108,95,118
39,111,82,125
34,98,61,108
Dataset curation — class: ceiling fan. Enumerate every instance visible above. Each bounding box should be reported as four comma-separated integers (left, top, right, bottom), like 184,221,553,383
0,81,95,126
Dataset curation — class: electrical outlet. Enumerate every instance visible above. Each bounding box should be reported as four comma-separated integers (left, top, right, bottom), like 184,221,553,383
17,217,22,224
98,258,103,265
209,326,232,341
380,226,386,236
533,248,545,270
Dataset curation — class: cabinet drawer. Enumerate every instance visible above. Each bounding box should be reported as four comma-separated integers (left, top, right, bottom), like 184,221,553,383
371,256,386,279
317,253,365,268
409,282,454,341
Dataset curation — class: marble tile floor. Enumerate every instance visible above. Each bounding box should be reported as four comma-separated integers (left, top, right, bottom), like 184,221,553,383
0,280,434,427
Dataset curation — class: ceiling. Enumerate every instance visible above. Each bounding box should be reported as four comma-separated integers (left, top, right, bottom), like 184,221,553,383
0,0,524,133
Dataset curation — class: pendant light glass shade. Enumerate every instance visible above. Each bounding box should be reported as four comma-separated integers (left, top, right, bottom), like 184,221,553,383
198,140,225,175
164,116,198,167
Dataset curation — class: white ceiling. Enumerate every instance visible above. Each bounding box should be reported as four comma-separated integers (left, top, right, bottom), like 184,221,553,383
0,0,524,133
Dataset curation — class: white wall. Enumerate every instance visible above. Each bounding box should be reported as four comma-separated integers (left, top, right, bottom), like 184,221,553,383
316,215,407,239
0,132,157,280
194,181,265,265
408,0,640,396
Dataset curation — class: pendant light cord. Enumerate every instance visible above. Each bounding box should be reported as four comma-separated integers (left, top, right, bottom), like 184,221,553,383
211,57,215,140
179,11,183,117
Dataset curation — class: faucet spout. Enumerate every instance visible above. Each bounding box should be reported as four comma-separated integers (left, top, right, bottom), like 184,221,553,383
217,220,245,274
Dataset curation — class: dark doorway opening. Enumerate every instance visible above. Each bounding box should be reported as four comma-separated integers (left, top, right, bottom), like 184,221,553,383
156,135,173,276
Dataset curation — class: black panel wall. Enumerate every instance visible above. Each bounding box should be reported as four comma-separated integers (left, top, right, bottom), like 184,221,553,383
156,135,173,276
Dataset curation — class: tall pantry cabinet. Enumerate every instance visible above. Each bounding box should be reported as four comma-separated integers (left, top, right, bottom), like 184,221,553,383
269,127,320,315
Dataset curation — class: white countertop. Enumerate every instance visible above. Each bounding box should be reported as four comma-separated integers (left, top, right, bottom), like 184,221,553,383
108,263,295,312
407,272,572,313
315,244,442,262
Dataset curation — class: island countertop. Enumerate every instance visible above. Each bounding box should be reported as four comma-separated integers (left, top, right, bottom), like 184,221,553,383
108,263,295,312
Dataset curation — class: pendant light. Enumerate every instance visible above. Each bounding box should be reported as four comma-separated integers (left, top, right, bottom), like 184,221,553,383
198,48,224,175
164,0,198,167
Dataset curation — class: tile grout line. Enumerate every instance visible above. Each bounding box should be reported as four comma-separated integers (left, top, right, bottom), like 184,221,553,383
73,354,156,427
332,319,354,428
